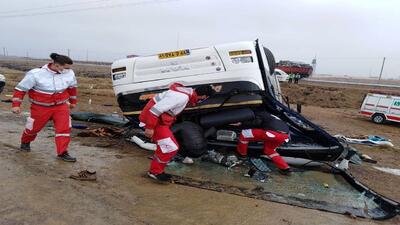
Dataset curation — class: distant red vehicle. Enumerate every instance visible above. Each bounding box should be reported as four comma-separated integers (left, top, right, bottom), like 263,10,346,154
276,60,313,77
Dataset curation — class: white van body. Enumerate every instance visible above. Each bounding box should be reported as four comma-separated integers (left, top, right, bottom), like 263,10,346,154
112,41,270,99
274,69,289,82
360,93,400,124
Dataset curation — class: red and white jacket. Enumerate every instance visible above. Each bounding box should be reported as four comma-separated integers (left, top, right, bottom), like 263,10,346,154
139,83,198,129
12,64,77,107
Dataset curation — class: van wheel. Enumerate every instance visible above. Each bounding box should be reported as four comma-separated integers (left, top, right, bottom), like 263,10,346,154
372,113,385,124
172,121,207,158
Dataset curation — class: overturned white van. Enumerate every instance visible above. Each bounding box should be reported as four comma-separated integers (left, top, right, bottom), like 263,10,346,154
111,40,344,162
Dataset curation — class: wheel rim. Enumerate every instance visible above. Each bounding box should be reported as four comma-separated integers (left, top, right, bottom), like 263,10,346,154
374,116,384,123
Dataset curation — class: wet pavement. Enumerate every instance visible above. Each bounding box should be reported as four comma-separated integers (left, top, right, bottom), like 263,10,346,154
167,158,387,218
0,110,397,225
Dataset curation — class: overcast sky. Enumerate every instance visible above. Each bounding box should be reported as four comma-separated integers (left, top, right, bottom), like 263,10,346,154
0,0,399,78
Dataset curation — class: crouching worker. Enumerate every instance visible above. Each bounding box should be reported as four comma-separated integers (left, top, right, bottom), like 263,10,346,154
139,83,198,182
11,53,77,162
236,112,291,174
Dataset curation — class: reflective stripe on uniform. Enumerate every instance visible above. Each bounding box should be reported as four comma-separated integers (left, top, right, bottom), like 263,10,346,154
154,95,162,102
29,98,69,106
150,107,162,116
167,110,176,116
12,97,22,102
32,87,66,94
175,86,193,95
153,155,169,164
23,130,36,136
241,129,254,138
239,140,249,144
69,96,77,99
55,133,70,137
266,131,276,138
268,153,280,158
15,85,29,92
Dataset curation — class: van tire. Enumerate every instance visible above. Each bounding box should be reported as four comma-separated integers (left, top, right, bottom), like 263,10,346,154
173,121,207,158
372,113,385,124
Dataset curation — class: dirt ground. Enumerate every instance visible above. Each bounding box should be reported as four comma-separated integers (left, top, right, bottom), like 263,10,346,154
0,59,399,224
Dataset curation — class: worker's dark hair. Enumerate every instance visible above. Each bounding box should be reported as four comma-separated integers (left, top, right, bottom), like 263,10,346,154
50,53,73,65
195,85,215,97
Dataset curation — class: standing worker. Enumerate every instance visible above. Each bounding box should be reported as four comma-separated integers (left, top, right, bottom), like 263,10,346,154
139,82,199,182
11,53,78,162
236,112,291,174
294,73,301,84
288,73,293,83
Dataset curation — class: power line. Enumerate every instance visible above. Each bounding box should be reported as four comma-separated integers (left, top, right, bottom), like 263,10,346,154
0,0,112,14
0,0,177,19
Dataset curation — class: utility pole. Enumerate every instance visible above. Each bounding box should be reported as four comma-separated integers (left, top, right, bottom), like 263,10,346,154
2,47,6,56
378,57,386,81
86,49,89,62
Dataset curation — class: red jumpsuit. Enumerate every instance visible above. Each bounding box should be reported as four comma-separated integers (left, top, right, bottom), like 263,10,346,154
12,64,77,155
139,83,197,175
237,129,290,170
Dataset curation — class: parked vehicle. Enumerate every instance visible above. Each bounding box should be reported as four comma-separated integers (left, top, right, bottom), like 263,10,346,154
0,74,5,94
111,40,344,163
273,69,289,82
360,93,400,124
276,60,313,77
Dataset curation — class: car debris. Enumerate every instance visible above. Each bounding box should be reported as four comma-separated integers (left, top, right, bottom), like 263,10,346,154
77,127,124,138
245,167,268,183
129,135,157,151
69,170,97,181
201,150,241,168
71,124,88,129
373,167,400,176
335,134,394,147
359,153,377,164
71,112,128,127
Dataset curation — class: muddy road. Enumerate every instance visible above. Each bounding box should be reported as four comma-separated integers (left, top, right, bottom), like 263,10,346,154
2,111,394,225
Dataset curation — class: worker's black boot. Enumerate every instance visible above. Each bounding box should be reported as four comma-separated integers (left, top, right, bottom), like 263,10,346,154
20,142,31,152
147,172,172,182
57,152,77,162
279,168,292,176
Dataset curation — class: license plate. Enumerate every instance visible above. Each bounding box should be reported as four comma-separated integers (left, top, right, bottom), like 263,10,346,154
158,49,190,59
113,72,126,80
229,50,252,56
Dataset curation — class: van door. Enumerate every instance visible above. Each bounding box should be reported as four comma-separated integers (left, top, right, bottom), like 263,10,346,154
376,96,392,114
363,95,380,111
389,98,400,117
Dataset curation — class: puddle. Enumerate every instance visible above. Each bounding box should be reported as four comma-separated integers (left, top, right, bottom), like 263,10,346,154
167,159,390,219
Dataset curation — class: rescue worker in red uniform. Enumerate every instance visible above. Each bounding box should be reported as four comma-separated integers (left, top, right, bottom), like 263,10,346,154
11,53,77,162
236,112,291,174
139,83,198,181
